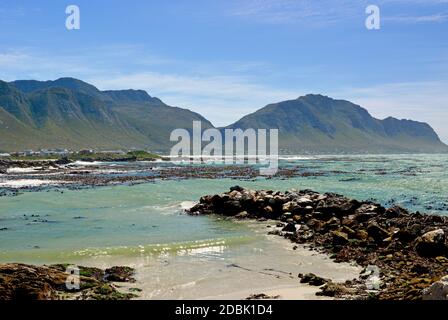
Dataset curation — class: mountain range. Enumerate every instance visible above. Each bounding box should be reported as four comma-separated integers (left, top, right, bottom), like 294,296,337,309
0,77,446,154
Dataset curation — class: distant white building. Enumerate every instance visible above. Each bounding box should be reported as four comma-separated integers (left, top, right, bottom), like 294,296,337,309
0,153,10,157
23,150,37,156
39,148,70,156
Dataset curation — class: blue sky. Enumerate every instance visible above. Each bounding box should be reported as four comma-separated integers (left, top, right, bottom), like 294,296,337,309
0,0,447,141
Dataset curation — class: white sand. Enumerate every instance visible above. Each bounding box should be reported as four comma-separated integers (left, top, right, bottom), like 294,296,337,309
72,227,361,300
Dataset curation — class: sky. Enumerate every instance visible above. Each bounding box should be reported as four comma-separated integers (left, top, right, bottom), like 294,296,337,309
0,0,447,141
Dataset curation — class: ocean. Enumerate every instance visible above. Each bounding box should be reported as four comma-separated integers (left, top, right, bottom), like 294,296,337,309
1,154,447,298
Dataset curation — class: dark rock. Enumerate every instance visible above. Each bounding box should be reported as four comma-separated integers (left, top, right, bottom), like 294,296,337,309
246,293,280,300
316,281,349,297
322,217,340,231
306,219,323,232
415,229,446,257
367,223,390,242
355,229,369,241
331,231,349,245
187,187,448,300
104,266,136,282
299,273,329,286
235,211,249,219
341,226,356,238
384,206,409,218
422,275,448,300
282,223,297,233
0,263,137,300
229,186,244,192
55,157,71,165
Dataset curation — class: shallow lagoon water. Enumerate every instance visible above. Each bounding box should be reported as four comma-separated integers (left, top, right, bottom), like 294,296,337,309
1,154,447,298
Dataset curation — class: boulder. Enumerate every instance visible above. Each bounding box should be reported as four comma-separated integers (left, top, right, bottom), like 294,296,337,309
366,223,390,242
220,200,242,215
394,224,423,244
0,263,137,300
104,266,135,282
331,231,349,246
299,273,329,286
235,211,249,219
306,218,323,232
384,205,409,218
282,201,297,213
341,226,356,238
297,197,313,206
316,281,350,297
282,223,296,233
302,206,314,215
316,196,358,216
355,229,369,241
422,275,448,300
415,229,446,257
230,185,244,192
323,217,340,231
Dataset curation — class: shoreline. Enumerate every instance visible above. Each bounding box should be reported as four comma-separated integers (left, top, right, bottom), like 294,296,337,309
1,157,448,300
0,219,362,300
188,186,448,300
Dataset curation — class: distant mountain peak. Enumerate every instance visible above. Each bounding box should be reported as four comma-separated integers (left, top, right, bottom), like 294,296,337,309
227,94,447,154
300,93,332,100
103,89,164,105
0,77,212,152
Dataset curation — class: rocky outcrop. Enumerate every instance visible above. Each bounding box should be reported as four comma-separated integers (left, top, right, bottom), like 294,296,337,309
0,263,139,300
188,186,448,300
422,275,448,300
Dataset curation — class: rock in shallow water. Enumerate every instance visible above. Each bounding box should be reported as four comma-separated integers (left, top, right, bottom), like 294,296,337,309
188,186,448,300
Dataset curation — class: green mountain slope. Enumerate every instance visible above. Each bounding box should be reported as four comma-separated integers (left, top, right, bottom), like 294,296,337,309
0,78,212,152
226,94,448,154
1,79,446,154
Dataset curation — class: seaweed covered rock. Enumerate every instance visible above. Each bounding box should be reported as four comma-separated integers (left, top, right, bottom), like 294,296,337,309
188,186,448,300
0,263,138,300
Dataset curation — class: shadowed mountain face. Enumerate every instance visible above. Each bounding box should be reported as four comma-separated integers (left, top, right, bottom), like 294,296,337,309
0,78,212,152
0,79,446,154
226,94,448,154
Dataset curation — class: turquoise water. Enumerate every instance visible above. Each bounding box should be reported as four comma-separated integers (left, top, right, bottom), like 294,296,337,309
1,154,448,264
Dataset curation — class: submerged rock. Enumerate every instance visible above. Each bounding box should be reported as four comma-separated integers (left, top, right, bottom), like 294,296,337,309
104,266,136,283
